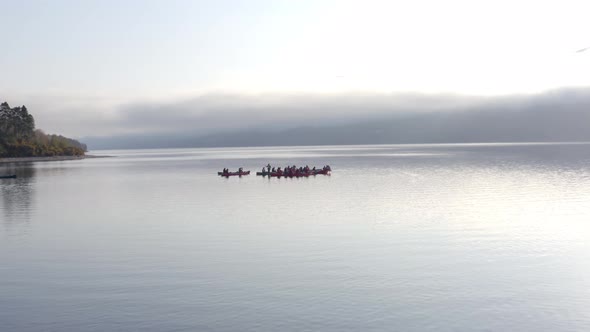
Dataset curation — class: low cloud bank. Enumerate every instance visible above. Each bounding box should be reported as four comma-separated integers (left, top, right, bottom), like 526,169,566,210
95,92,484,136
22,92,483,138
78,87,590,149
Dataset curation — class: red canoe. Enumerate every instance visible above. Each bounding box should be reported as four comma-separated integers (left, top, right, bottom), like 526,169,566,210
257,169,331,178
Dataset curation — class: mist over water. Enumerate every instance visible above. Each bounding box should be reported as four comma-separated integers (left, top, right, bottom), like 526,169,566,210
80,88,590,149
1,143,590,331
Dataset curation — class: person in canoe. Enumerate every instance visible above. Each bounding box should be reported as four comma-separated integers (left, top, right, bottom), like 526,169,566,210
267,163,271,172
239,167,243,173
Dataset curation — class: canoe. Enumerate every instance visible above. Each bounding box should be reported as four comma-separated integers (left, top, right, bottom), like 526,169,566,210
257,170,330,177
0,175,16,179
257,171,282,177
284,172,310,178
274,172,313,178
256,172,294,176
218,171,250,176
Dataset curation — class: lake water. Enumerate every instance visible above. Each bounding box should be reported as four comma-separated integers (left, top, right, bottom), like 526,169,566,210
2,143,590,331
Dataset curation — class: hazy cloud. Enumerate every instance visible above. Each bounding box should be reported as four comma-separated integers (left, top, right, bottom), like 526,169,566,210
5,87,590,149
15,92,487,137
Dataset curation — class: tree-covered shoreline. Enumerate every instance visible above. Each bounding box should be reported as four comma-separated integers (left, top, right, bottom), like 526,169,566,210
0,101,87,158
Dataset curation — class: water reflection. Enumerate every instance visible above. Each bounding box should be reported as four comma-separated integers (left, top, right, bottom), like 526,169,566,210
2,144,590,331
0,164,36,235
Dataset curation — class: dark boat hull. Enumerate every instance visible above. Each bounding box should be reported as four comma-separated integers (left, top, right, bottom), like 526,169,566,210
218,171,250,177
257,169,331,177
0,175,17,179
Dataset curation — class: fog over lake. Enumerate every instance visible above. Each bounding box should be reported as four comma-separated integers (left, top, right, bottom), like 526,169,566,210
73,88,590,149
3,1,590,331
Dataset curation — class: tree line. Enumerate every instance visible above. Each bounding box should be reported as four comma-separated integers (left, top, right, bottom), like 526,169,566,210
0,101,87,157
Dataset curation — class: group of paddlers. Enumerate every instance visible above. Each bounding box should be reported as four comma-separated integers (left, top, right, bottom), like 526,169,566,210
262,163,331,176
221,167,244,174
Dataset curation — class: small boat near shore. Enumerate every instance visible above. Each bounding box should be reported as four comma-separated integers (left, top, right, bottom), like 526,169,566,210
0,174,17,179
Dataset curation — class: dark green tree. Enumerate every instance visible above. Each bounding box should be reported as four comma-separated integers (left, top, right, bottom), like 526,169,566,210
0,101,86,158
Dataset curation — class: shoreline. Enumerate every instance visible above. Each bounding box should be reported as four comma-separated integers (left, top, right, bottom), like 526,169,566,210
0,155,112,164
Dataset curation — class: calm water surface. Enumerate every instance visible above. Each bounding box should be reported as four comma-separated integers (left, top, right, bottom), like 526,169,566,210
1,143,590,331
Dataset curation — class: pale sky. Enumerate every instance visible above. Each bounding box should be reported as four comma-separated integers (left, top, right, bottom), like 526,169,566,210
1,0,590,136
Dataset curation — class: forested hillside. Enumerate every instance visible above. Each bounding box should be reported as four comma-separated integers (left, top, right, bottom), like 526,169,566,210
0,102,87,157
